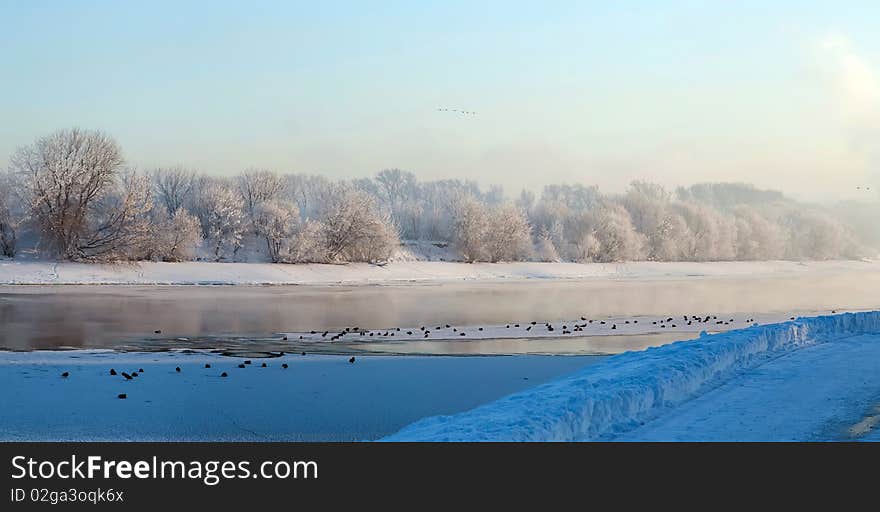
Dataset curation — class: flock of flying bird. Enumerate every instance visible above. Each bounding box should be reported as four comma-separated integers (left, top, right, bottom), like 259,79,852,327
437,107,477,115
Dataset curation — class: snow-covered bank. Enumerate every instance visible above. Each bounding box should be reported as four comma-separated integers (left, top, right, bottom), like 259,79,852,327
383,312,880,441
1,259,878,285
617,333,880,441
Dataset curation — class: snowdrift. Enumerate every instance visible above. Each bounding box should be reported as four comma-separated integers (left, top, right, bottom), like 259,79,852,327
382,312,880,441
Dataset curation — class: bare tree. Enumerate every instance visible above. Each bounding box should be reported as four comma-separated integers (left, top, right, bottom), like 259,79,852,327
375,169,416,213
152,167,196,214
284,173,333,220
0,171,25,258
238,169,285,219
76,171,154,261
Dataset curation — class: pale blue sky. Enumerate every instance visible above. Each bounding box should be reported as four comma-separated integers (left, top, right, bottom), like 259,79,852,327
2,1,879,199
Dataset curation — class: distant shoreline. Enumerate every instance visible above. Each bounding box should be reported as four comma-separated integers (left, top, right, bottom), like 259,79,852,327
1,259,877,286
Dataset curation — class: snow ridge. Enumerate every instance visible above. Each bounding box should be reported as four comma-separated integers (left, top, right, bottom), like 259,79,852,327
382,312,880,441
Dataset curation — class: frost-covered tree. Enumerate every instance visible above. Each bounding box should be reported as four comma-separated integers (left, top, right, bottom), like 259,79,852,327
318,186,399,263
733,206,784,260
780,209,861,260
589,203,645,262
450,194,489,262
535,227,561,262
148,207,202,262
11,129,125,259
253,201,298,263
674,201,736,261
649,212,694,261
485,204,533,262
195,181,246,261
677,182,785,211
285,220,326,263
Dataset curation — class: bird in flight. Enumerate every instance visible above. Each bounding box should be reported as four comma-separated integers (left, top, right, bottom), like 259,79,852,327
437,108,476,115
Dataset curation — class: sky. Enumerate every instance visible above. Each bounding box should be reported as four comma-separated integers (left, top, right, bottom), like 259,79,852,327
1,0,880,201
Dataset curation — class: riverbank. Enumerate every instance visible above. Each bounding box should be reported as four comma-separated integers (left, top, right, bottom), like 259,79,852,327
0,259,878,286
385,312,880,441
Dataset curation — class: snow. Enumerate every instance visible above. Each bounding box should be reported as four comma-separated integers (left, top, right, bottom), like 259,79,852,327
0,351,599,441
383,311,880,441
616,333,880,441
0,259,877,286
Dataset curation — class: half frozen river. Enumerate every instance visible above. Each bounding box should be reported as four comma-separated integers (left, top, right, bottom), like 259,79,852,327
2,266,878,354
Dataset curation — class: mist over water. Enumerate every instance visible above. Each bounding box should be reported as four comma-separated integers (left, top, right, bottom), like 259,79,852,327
2,267,878,351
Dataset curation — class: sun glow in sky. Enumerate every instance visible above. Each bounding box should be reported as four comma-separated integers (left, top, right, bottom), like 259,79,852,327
2,1,880,200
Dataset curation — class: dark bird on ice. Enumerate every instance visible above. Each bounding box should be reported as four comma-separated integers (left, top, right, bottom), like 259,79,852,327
175,367,181,373
118,394,127,399
122,372,132,380
282,363,289,369
205,364,211,368
261,363,267,368
238,364,246,368
109,369,117,376
61,372,69,378
349,357,356,364
221,372,228,378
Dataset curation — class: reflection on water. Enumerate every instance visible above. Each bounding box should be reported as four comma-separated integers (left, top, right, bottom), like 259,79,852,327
1,268,878,352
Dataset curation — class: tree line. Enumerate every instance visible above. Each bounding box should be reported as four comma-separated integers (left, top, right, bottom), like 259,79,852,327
0,129,869,263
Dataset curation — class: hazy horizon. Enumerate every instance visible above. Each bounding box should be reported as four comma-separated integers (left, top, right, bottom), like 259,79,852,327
3,1,880,202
